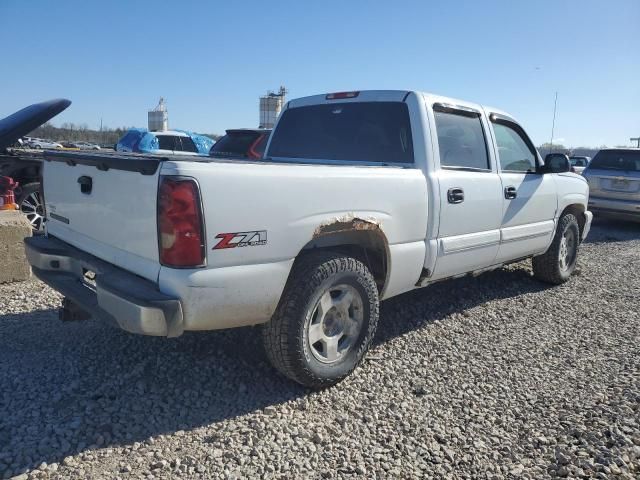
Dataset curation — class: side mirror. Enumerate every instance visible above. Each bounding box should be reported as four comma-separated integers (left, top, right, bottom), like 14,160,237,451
542,153,571,173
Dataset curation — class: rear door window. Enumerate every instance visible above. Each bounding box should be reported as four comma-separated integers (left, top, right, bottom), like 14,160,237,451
267,102,414,164
589,150,640,172
434,109,489,170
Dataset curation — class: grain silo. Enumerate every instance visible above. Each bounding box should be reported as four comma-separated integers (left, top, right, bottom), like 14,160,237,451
148,97,168,132
259,86,287,129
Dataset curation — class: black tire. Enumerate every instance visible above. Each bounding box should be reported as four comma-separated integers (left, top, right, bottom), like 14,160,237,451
262,252,379,388
532,213,580,284
17,182,45,232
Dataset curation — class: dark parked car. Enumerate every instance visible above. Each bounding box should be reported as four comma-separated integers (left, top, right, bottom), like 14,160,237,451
209,128,271,159
583,148,640,222
0,98,72,230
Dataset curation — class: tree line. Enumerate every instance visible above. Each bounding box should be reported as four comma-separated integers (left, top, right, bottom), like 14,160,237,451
537,143,631,159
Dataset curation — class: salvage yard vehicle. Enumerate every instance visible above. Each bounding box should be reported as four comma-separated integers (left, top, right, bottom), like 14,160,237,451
0,98,72,230
209,128,271,159
76,141,101,150
61,141,81,149
569,155,591,174
61,141,100,150
116,128,214,156
25,90,592,388
25,138,63,149
583,148,640,221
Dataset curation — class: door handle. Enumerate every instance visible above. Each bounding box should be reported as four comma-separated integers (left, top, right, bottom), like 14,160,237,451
504,186,517,199
447,187,464,204
77,176,93,194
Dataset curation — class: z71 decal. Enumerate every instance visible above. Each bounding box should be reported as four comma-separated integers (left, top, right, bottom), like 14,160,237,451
213,230,268,250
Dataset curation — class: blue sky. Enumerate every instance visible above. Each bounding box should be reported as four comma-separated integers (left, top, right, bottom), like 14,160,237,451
1,0,638,147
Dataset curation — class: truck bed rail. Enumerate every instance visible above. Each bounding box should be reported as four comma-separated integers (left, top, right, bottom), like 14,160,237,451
44,150,165,175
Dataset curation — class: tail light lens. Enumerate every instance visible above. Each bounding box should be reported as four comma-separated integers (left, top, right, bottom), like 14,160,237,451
247,134,266,159
158,177,205,267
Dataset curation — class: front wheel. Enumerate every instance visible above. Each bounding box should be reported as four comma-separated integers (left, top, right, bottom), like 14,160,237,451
532,213,580,284
262,252,379,388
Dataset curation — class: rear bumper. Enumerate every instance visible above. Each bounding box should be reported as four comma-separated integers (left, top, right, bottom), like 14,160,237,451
24,235,184,337
588,196,640,222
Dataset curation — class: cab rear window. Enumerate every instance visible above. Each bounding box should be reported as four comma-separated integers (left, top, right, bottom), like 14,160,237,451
267,102,414,164
156,135,176,151
178,136,198,153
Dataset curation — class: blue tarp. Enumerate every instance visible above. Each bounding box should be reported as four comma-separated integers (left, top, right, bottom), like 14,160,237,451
176,130,215,154
116,128,214,155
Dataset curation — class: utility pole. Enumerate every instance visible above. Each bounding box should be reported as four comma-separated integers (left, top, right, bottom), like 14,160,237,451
549,91,558,152
631,137,640,148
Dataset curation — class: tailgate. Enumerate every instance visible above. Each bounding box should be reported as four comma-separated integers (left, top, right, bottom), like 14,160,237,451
43,152,162,282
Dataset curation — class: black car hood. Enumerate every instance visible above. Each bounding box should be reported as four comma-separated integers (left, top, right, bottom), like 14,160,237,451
0,98,71,151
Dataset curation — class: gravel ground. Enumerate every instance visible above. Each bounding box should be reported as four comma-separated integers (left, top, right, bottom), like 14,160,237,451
1,219,639,479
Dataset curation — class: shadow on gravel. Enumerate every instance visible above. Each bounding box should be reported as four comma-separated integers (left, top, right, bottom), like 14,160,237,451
0,247,595,476
375,264,550,345
584,217,640,244
0,310,306,477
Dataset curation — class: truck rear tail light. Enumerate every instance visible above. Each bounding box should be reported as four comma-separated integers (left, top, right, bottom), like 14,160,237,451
158,177,205,267
247,134,265,159
326,91,359,100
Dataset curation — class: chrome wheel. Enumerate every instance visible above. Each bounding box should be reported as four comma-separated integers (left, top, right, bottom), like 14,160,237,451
20,190,44,231
558,228,576,272
306,284,364,364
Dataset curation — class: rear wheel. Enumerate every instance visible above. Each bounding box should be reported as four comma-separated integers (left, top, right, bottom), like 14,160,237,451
262,252,379,388
17,182,45,232
532,213,580,284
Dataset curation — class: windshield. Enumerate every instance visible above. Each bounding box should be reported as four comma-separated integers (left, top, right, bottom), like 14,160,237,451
589,150,640,172
210,131,265,158
267,101,414,164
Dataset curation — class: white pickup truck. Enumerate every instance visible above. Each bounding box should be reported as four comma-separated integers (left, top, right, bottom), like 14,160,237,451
25,90,592,388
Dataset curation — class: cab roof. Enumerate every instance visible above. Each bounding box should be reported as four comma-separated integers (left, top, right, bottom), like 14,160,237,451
286,89,514,121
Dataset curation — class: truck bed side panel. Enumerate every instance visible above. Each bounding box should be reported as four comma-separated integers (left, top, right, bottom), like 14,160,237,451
159,160,428,329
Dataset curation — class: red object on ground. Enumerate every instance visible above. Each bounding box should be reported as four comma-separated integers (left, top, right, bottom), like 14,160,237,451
0,176,19,210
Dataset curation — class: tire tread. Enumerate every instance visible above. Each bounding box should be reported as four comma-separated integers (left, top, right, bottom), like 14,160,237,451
532,213,579,284
262,252,379,388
